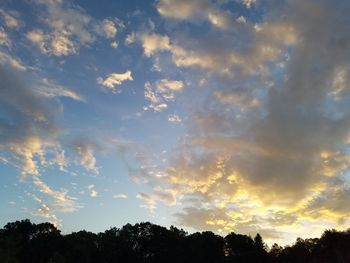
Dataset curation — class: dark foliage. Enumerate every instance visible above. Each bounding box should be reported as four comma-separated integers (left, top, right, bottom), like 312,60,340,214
1,219,350,262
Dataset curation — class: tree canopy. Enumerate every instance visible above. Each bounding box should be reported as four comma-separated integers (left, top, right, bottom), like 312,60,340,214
0,219,350,262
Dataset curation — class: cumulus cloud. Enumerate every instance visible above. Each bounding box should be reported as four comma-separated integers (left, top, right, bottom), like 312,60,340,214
100,19,117,38
26,29,76,56
97,70,133,92
141,34,171,57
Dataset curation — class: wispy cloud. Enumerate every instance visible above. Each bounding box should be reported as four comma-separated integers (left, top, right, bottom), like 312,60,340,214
144,79,184,112
113,194,128,199
35,78,85,102
0,9,21,29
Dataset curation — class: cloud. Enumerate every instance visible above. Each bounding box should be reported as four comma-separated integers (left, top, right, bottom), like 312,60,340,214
214,90,260,111
242,0,256,8
140,24,297,77
157,79,184,92
113,194,128,199
141,33,171,57
0,51,27,71
137,0,350,241
33,176,80,213
26,29,76,56
236,16,247,24
156,0,234,30
156,0,210,20
74,140,99,174
125,32,136,45
100,19,117,38
26,30,46,51
144,79,184,112
97,70,133,92
0,65,82,212
26,0,120,56
168,114,182,123
0,9,20,29
34,78,84,101
175,206,281,240
137,188,176,212
111,41,118,48
0,27,10,46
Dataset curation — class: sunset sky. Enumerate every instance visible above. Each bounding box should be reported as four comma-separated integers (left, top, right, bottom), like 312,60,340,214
1,0,350,245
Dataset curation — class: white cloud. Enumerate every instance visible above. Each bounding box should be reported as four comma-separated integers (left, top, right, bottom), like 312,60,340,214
50,31,76,56
87,184,98,197
168,114,182,123
26,29,76,56
144,79,184,112
33,176,80,213
113,194,128,199
111,41,118,48
141,34,171,57
156,79,184,92
27,1,121,56
144,82,168,112
236,16,247,24
90,190,98,197
97,70,133,92
125,32,136,45
101,19,117,38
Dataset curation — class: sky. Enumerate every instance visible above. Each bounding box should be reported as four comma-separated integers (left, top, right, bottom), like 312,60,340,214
1,0,350,246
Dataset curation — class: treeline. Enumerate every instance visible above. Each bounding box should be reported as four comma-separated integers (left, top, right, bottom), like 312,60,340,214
1,219,350,262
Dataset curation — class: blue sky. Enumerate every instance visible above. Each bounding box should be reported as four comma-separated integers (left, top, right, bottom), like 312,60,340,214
1,0,350,245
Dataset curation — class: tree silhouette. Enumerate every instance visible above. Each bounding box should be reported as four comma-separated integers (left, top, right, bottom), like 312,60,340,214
1,219,350,262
